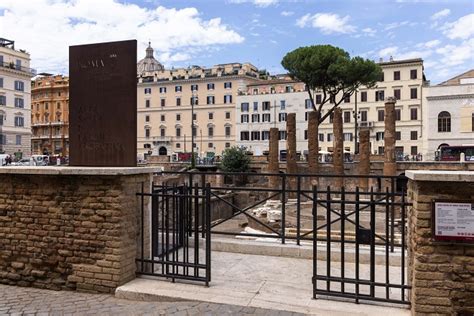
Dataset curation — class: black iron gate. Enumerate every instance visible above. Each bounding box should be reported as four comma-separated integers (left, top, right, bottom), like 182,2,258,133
136,183,211,285
312,183,411,305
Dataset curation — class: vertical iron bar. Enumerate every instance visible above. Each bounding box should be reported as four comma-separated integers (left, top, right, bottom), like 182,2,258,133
401,186,406,302
160,184,165,275
151,186,157,275
296,176,301,246
171,185,176,281
140,182,144,273
385,187,390,300
165,184,170,277
340,186,345,294
370,187,376,298
201,174,206,238
184,184,189,277
326,185,331,292
355,186,360,304
391,177,395,253
188,173,193,237
205,183,212,286
281,174,286,244
312,185,318,299
194,183,199,277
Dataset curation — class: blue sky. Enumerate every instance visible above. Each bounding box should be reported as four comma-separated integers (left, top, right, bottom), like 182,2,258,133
0,0,472,83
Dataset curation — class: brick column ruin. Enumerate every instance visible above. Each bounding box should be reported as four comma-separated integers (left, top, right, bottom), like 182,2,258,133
358,128,370,190
333,108,344,188
383,97,397,188
286,113,297,198
307,111,319,185
268,127,279,192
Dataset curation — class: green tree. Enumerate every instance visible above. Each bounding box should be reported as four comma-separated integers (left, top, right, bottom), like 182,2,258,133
281,45,382,124
220,146,251,172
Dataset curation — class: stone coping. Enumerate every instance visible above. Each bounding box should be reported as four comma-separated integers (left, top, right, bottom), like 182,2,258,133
406,170,474,182
0,166,159,176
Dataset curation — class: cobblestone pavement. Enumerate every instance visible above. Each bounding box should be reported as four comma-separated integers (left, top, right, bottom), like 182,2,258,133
0,284,305,315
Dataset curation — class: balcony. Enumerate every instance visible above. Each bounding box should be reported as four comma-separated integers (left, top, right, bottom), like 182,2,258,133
0,61,36,76
32,121,66,127
152,136,172,145
359,121,374,128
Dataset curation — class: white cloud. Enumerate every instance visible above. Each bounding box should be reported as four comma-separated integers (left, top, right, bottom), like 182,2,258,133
416,39,441,48
281,11,294,16
442,14,474,40
0,0,244,73
378,46,399,58
362,27,376,36
431,9,450,20
435,38,474,66
384,20,417,31
229,0,279,7
296,13,356,34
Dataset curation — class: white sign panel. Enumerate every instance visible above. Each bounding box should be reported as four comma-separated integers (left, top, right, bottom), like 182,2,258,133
434,202,474,242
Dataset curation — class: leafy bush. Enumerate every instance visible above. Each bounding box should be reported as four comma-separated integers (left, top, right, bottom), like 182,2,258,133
220,146,251,172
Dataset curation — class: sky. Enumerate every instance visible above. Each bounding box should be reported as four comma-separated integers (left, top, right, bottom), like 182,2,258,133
0,0,473,83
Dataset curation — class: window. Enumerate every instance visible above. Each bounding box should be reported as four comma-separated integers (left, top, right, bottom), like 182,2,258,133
16,135,21,145
262,113,271,122
305,112,309,121
280,100,286,110
224,95,232,104
160,115,165,122
190,97,198,105
208,127,214,137
192,127,197,137
394,89,401,100
410,88,417,99
472,113,474,132
252,88,259,95
240,131,249,141
14,116,24,127
304,130,308,140
225,112,231,119
379,72,384,82
344,95,350,103
191,84,198,91
209,113,214,120
224,82,232,89
225,126,231,137
411,146,418,155
329,95,335,103
375,90,385,102
396,131,401,141
285,86,292,93
45,103,49,110
251,131,260,140
175,85,182,92
410,131,418,140
278,113,287,122
0,95,6,105
208,142,214,149
193,113,197,120
241,114,249,123
241,103,249,112
207,96,215,105
176,97,181,106
360,110,368,122
394,71,400,80
0,114,3,125
410,108,418,120
145,115,150,122
0,134,5,145
327,133,333,142
144,88,151,94
376,132,384,141
315,94,322,104
176,143,181,149
378,147,385,155
15,60,21,70
262,131,270,140
225,142,231,148
305,99,313,109
176,128,181,137
279,131,287,140
319,133,324,142
145,128,150,138
0,78,3,88
252,114,260,122
176,114,181,121
343,133,353,141
410,69,417,79
262,101,270,111
253,102,258,111
159,87,166,93
396,109,401,121
438,111,451,132
160,128,166,137
57,102,61,109
361,91,367,102
378,110,385,122
160,99,166,107
207,83,215,90
343,111,351,123
329,113,334,123
14,81,24,91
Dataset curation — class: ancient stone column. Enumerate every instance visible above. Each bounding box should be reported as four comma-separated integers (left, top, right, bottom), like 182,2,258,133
307,111,319,185
383,97,397,189
286,113,297,198
358,128,370,190
333,108,344,188
268,127,280,193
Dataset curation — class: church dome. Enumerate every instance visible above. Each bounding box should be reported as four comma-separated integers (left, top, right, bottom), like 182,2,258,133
137,42,164,75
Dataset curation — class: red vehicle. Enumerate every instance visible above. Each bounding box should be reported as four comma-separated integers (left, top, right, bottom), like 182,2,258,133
437,146,474,161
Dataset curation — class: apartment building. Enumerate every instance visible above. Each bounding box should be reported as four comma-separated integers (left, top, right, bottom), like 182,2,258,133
0,38,35,157
31,74,69,156
137,43,260,159
236,58,426,158
423,69,474,158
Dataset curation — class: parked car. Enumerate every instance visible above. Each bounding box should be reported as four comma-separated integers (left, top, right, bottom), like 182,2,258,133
10,158,34,166
31,155,49,166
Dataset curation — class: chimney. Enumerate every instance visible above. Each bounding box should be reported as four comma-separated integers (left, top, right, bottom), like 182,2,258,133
389,56,394,62
379,57,383,63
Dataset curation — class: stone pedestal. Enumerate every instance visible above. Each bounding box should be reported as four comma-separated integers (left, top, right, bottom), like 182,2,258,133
0,166,154,293
286,113,297,198
307,111,319,185
333,108,344,188
383,97,397,188
358,128,370,190
406,171,474,315
268,127,279,193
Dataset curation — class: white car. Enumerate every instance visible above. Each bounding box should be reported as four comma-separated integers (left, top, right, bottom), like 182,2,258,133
11,158,34,166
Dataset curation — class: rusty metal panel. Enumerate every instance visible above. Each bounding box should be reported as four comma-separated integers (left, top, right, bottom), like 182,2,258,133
69,40,137,167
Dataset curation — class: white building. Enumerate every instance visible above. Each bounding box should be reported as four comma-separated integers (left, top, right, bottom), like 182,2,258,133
0,38,35,157
236,58,427,159
423,69,474,159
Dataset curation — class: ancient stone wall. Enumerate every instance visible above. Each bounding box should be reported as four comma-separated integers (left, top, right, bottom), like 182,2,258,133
407,173,474,315
0,173,151,293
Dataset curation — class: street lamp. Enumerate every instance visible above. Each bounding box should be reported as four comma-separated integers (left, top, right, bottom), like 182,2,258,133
352,90,360,154
191,89,197,168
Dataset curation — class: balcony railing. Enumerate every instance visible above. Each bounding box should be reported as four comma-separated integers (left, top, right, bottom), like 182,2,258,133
1,61,36,76
152,136,172,144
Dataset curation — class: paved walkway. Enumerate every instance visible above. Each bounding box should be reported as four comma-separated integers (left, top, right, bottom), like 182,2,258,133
0,284,304,315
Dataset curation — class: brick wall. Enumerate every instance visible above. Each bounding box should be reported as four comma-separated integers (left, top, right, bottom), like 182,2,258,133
0,173,151,293
408,178,474,315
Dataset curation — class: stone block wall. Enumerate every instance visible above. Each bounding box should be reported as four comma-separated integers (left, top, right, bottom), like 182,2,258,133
407,174,474,315
0,172,151,293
